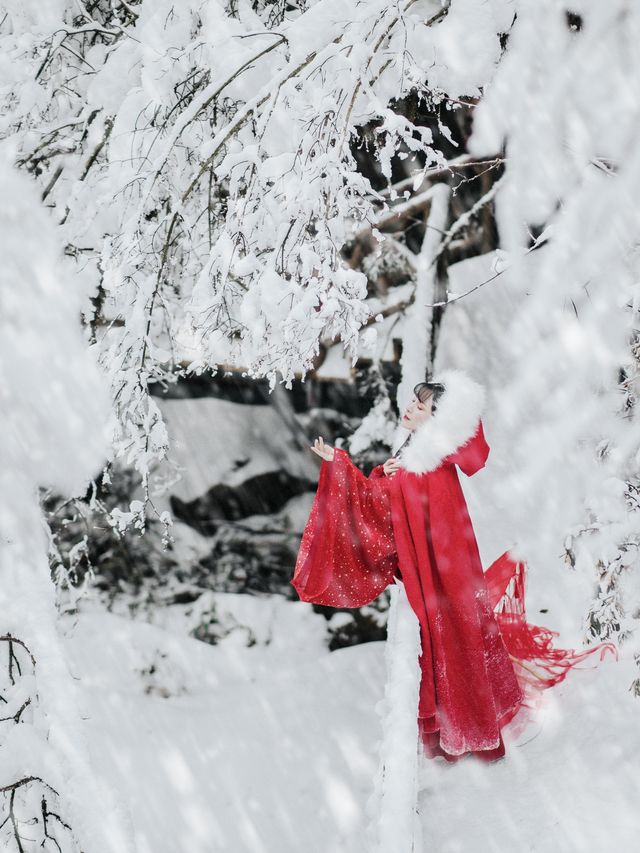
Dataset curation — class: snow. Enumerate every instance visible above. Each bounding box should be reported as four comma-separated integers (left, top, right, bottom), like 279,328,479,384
153,396,316,505
419,653,638,852
0,157,133,851
367,582,421,853
58,574,639,853
316,343,354,381
62,600,385,853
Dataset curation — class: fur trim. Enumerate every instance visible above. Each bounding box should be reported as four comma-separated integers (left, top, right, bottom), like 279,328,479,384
397,368,485,474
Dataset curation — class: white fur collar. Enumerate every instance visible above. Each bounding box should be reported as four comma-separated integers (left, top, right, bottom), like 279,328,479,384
396,368,485,474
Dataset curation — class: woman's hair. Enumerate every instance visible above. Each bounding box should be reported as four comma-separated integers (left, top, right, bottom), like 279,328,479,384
413,380,446,413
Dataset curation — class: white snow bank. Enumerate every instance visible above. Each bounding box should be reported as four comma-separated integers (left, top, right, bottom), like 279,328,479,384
62,602,385,853
60,588,640,853
419,650,639,852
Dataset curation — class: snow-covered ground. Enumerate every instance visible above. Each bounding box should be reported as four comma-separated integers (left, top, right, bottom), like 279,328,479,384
62,598,384,853
419,651,638,853
61,582,639,853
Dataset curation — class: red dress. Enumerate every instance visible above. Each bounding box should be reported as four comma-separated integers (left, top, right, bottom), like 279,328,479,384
292,417,617,762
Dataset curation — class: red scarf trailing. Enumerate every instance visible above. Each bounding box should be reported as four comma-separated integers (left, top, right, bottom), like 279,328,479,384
486,552,617,696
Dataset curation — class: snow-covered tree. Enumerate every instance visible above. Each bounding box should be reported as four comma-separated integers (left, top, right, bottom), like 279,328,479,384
469,0,640,682
0,158,133,851
0,0,511,508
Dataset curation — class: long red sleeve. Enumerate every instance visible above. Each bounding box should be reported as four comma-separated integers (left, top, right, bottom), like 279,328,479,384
291,449,398,607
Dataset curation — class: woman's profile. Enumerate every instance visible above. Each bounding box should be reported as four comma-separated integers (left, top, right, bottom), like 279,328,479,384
292,368,616,762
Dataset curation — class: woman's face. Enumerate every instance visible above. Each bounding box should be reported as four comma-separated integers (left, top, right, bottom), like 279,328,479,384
401,393,433,431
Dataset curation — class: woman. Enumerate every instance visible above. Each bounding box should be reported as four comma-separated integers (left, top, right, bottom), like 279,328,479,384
292,369,617,762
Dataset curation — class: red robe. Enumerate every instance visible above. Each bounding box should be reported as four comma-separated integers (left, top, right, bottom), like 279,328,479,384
292,420,617,762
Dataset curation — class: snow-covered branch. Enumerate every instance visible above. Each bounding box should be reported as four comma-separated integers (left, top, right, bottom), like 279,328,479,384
1,0,510,498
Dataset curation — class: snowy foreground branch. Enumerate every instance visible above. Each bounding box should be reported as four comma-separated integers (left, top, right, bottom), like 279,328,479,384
469,0,640,678
0,161,134,851
0,636,76,852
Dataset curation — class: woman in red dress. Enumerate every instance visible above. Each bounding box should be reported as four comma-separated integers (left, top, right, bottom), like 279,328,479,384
292,369,617,763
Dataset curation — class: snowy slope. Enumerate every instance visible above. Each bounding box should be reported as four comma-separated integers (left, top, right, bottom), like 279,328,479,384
61,591,639,853
62,600,385,853
418,651,638,852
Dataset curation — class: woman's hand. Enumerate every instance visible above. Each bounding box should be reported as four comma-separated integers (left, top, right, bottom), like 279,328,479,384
311,436,335,462
383,457,400,477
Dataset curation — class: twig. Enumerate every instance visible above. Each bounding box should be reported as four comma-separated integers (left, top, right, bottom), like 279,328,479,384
0,698,31,725
379,156,505,198
144,34,287,193
0,635,36,681
181,39,343,204
425,238,546,308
